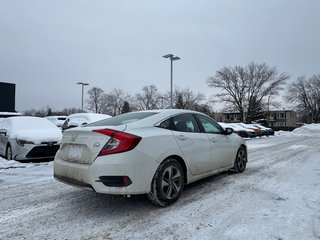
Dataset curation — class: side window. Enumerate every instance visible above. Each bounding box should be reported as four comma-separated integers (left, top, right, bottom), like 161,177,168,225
173,114,200,133
158,118,172,130
196,114,222,134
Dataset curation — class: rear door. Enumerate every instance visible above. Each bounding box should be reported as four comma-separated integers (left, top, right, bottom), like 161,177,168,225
170,114,212,175
195,114,235,170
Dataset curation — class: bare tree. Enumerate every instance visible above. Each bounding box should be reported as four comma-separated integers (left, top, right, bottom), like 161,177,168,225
135,85,160,110
173,88,205,109
23,107,48,117
207,62,289,122
286,74,320,123
86,87,105,113
173,88,213,114
101,89,132,116
23,107,84,117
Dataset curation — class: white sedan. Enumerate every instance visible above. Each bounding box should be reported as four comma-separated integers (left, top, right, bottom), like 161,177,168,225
0,117,62,161
54,109,247,206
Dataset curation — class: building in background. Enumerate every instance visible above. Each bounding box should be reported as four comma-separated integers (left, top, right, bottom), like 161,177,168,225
266,110,297,129
220,110,297,130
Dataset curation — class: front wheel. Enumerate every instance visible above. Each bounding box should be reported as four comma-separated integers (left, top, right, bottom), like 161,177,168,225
6,144,13,160
148,158,184,207
233,146,247,173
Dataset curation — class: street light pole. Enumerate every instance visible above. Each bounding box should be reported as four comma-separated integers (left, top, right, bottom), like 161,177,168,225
77,82,89,111
163,54,180,108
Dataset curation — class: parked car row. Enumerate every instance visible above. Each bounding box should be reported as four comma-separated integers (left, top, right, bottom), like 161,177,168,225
218,122,274,138
4,109,283,206
0,111,274,161
0,113,111,161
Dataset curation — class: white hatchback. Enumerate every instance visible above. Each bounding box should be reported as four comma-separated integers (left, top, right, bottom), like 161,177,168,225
54,109,247,206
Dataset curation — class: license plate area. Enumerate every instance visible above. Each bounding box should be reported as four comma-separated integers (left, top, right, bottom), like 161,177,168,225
68,144,84,160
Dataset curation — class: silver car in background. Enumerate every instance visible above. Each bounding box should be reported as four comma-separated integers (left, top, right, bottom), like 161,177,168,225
0,117,62,161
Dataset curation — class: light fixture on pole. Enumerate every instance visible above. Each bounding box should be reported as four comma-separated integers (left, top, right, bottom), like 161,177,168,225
163,54,180,108
77,82,89,111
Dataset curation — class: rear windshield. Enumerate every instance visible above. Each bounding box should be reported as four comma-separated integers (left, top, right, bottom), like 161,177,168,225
85,112,158,127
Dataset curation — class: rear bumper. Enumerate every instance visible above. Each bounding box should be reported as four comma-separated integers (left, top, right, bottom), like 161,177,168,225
54,174,94,190
53,150,159,195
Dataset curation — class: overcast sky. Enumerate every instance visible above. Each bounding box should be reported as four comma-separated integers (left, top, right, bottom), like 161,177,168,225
0,0,319,112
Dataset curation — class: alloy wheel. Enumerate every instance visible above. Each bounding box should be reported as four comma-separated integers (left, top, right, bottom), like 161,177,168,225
161,166,182,200
235,146,247,173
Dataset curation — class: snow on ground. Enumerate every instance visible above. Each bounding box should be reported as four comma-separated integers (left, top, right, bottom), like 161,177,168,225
0,125,320,239
293,123,320,135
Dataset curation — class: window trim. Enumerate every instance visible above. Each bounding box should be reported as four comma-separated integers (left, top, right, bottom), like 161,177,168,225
193,114,224,134
172,113,200,133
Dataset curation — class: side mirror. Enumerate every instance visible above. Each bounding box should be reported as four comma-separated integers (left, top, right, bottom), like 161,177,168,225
0,129,7,136
224,127,234,135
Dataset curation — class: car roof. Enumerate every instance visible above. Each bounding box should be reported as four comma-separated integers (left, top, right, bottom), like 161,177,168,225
124,109,212,129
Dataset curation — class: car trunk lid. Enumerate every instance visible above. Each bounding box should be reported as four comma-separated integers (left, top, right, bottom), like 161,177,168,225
58,125,126,164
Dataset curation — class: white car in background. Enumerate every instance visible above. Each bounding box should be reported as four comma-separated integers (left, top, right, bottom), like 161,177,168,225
0,117,62,161
219,122,256,138
45,116,67,127
61,113,112,131
54,109,247,206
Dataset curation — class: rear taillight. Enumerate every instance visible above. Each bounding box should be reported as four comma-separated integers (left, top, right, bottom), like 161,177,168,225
93,129,142,156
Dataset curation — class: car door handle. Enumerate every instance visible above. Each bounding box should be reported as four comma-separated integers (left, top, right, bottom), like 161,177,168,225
209,137,216,143
177,135,187,140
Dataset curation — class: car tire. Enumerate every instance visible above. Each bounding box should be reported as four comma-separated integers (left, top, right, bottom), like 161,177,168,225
148,158,184,207
233,146,247,173
6,144,13,160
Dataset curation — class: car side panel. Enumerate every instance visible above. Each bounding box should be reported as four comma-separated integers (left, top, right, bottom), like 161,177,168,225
206,133,239,169
171,131,212,175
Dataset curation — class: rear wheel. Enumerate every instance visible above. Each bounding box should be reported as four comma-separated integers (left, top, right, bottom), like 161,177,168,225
148,158,184,207
6,144,13,160
234,146,247,173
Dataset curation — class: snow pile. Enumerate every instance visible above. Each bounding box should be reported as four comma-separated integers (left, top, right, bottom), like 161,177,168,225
275,130,292,136
0,156,26,170
292,123,320,136
0,156,53,170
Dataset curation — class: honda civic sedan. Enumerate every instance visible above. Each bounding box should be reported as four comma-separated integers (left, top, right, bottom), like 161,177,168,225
54,109,247,206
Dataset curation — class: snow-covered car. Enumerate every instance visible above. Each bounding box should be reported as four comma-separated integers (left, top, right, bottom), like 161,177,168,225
61,113,111,131
0,117,62,161
45,116,67,127
54,109,247,206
